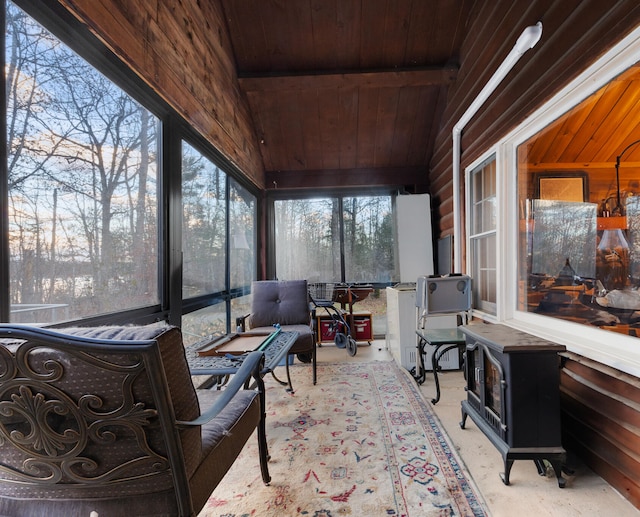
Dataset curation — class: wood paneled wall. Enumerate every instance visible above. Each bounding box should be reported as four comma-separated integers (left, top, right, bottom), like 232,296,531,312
58,0,265,188
429,0,640,240
561,353,640,507
429,2,640,507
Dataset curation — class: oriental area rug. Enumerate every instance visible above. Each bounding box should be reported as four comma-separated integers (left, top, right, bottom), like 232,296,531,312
199,360,487,517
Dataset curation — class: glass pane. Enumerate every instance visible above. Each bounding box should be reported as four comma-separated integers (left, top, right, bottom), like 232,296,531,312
6,4,159,323
231,294,251,333
516,61,640,335
471,234,496,313
471,161,496,235
181,302,226,347
484,355,501,417
229,179,256,290
343,196,395,283
182,142,226,298
274,198,341,281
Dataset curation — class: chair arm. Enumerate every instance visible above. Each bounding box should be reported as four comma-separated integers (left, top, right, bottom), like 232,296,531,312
176,350,264,428
235,313,250,332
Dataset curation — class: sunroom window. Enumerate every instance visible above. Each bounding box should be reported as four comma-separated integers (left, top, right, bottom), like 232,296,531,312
517,59,640,338
274,195,395,284
6,2,160,324
468,157,497,315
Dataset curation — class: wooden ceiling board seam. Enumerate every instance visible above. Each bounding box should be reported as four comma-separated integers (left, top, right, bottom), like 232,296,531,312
359,0,390,69
335,0,362,68
421,85,448,167
281,0,316,71
355,88,381,169
280,90,308,171
317,88,342,170
389,86,423,166
373,87,401,168
403,0,437,64
406,87,438,165
265,1,296,71
222,1,266,71
298,89,322,171
380,0,412,66
309,0,341,69
444,0,480,61
338,86,360,169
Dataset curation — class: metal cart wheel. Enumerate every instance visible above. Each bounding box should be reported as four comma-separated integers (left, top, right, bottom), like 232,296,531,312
334,333,347,349
346,336,357,356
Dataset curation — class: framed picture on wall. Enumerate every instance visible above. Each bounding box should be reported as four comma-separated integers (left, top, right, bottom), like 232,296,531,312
535,172,588,202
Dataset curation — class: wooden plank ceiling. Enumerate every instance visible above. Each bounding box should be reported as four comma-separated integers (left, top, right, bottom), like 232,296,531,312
219,0,477,189
524,64,640,170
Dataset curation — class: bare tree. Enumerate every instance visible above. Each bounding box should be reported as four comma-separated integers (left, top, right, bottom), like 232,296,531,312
6,5,158,320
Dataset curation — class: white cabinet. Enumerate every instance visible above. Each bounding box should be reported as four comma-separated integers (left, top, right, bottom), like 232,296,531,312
386,286,460,372
386,287,417,370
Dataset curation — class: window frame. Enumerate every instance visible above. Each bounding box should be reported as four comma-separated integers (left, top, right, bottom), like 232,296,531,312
466,154,498,318
496,24,640,377
266,187,398,287
2,0,260,330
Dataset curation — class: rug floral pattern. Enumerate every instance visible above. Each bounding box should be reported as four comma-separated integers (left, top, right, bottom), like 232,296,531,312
200,361,486,516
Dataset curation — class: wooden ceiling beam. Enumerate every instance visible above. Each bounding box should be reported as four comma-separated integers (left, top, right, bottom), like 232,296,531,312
238,66,458,92
266,166,427,190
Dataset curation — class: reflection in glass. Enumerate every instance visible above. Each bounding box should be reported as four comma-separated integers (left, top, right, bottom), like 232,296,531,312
182,142,226,298
530,200,597,280
597,229,629,291
627,196,640,283
229,179,256,290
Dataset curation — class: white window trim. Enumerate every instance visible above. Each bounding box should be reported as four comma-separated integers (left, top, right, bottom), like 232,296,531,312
465,151,500,323
495,24,640,377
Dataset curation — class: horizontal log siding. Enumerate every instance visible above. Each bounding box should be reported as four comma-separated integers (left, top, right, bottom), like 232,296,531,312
59,0,265,187
429,0,640,240
560,353,640,508
430,2,640,506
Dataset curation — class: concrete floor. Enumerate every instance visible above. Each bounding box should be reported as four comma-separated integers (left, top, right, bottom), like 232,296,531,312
316,340,639,516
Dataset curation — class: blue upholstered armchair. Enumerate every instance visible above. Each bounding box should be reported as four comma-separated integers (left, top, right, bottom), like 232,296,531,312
237,280,317,386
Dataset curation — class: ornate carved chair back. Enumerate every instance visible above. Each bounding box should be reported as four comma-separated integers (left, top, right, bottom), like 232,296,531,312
0,325,194,516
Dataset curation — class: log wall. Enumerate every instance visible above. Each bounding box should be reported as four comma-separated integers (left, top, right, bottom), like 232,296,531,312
58,0,265,188
561,353,640,507
430,0,640,240
429,2,640,508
